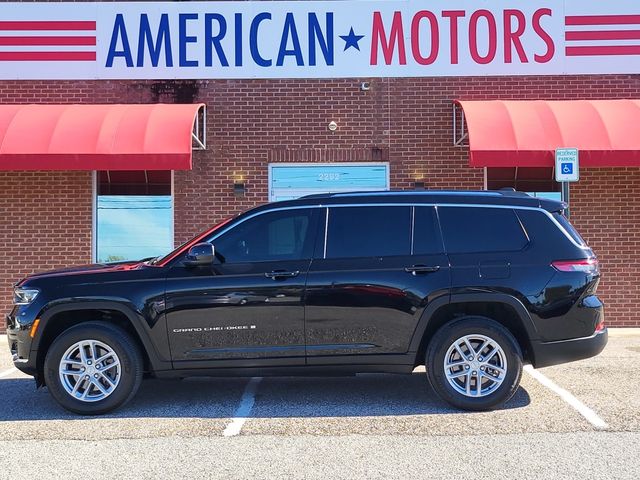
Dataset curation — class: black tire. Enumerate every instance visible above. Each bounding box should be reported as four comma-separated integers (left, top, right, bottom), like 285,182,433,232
426,316,523,411
43,322,143,415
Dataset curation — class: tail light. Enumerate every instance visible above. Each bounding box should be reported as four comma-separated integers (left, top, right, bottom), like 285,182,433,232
552,258,599,274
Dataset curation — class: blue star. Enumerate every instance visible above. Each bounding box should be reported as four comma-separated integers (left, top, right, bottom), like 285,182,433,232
340,27,365,51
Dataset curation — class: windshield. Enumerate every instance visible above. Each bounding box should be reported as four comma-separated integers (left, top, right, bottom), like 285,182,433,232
154,217,234,266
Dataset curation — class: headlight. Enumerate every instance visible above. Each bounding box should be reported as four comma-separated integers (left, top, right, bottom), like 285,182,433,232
13,287,40,305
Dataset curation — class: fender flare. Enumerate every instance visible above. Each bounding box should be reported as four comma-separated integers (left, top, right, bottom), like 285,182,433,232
408,292,538,354
34,300,170,371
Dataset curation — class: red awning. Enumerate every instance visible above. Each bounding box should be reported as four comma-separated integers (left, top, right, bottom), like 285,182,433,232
0,103,205,170
455,100,640,168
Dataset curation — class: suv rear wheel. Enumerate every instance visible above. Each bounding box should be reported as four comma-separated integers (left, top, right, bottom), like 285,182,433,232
426,316,523,411
43,322,143,415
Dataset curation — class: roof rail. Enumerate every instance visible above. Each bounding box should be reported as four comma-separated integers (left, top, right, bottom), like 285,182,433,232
300,189,531,199
496,188,531,198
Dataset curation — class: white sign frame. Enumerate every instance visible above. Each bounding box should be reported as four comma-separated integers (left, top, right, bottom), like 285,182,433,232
555,148,580,182
0,1,639,80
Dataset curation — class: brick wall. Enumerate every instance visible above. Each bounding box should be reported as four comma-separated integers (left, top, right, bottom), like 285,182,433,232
572,169,640,328
0,74,639,332
0,171,92,329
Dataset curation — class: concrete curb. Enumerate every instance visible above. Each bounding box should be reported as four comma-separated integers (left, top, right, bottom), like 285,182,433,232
608,328,640,337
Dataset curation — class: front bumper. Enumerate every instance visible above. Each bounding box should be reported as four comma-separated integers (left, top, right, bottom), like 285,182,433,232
6,310,38,376
530,328,608,369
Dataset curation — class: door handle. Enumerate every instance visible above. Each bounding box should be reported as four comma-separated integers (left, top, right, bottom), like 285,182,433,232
404,265,440,275
265,270,300,279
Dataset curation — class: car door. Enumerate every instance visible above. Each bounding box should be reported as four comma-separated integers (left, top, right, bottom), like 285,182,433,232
438,205,535,297
165,207,320,368
304,205,450,362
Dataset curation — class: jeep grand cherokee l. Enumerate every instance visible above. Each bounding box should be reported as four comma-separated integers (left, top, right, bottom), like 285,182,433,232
6,190,607,414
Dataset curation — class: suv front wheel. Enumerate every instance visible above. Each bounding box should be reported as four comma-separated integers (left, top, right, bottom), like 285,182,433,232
44,322,143,415
426,316,523,411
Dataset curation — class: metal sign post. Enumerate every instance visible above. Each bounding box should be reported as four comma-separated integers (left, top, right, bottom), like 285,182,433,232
555,148,580,218
562,182,571,217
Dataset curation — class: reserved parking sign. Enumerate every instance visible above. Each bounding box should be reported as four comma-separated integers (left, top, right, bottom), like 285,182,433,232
555,148,579,182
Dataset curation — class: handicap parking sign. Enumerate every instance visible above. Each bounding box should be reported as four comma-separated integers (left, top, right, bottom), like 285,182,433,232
555,149,579,182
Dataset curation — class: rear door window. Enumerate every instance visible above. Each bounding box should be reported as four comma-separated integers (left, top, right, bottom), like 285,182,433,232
438,207,528,254
325,206,411,258
413,207,444,255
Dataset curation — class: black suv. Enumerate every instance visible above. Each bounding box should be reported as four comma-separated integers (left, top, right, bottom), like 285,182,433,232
6,191,606,414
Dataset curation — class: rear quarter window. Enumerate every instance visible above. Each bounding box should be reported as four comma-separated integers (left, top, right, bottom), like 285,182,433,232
438,207,528,254
553,212,587,246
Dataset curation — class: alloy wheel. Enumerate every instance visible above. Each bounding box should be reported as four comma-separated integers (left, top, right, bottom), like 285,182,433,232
443,334,507,398
58,340,121,402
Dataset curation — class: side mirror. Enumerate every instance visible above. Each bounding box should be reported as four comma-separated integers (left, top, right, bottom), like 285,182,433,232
184,243,215,267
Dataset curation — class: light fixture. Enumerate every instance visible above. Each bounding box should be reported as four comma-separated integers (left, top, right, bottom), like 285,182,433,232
328,121,338,132
233,182,246,196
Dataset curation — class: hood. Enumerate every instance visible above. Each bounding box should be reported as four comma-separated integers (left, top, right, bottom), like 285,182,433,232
17,260,147,286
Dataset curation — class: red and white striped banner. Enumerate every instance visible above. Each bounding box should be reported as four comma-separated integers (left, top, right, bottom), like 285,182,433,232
565,14,640,57
0,20,96,61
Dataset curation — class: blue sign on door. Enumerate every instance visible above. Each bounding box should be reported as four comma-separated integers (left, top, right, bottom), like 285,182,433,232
269,163,390,201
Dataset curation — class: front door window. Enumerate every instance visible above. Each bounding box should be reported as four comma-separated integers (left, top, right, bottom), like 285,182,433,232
213,209,315,263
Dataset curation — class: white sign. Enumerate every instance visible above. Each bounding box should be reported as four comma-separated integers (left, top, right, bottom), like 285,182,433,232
0,1,639,79
555,148,580,182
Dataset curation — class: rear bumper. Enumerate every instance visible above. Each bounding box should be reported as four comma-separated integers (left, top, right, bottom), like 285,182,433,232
530,328,608,369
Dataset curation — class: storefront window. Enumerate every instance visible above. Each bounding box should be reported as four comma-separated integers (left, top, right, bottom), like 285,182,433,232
486,167,561,201
96,171,173,263
528,191,562,202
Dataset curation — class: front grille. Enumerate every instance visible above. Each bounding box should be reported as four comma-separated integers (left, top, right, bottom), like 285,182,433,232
5,314,15,330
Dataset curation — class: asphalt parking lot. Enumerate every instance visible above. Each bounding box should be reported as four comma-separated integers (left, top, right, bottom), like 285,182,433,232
0,330,639,479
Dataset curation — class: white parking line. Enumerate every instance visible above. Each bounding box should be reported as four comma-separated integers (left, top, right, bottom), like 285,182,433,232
524,365,608,429
0,367,18,379
223,377,263,437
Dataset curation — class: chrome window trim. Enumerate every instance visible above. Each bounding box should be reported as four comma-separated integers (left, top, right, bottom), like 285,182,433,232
515,210,531,244
323,207,329,259
410,206,415,255
202,202,588,253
